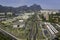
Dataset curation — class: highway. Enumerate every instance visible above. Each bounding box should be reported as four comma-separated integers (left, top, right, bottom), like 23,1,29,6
0,27,19,40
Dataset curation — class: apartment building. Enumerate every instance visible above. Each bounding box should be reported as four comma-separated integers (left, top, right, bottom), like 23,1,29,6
0,13,7,21
6,12,13,15
13,19,25,28
39,9,60,21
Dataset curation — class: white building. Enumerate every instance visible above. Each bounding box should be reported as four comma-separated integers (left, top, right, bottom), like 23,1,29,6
24,12,35,16
13,25,17,28
7,12,13,15
13,19,25,28
40,9,59,14
39,9,60,20
19,20,24,22
0,13,7,21
0,13,5,17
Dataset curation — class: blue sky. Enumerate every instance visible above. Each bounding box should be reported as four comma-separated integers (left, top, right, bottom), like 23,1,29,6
0,0,60,9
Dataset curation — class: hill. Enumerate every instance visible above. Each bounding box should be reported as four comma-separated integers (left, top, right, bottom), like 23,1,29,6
0,4,42,13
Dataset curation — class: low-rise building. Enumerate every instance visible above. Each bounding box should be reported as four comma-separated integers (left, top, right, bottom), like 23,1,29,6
13,19,25,28
0,13,7,21
0,13,5,17
7,12,13,15
18,12,35,19
38,9,60,21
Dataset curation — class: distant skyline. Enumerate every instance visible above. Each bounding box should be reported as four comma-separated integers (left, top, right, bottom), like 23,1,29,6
0,0,60,9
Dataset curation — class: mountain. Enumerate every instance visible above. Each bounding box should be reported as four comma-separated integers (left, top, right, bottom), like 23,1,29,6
0,5,15,12
29,4,42,11
16,5,29,12
0,4,42,13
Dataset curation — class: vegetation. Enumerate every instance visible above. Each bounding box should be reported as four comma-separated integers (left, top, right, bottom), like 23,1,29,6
25,13,46,40
0,12,48,40
0,32,12,40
